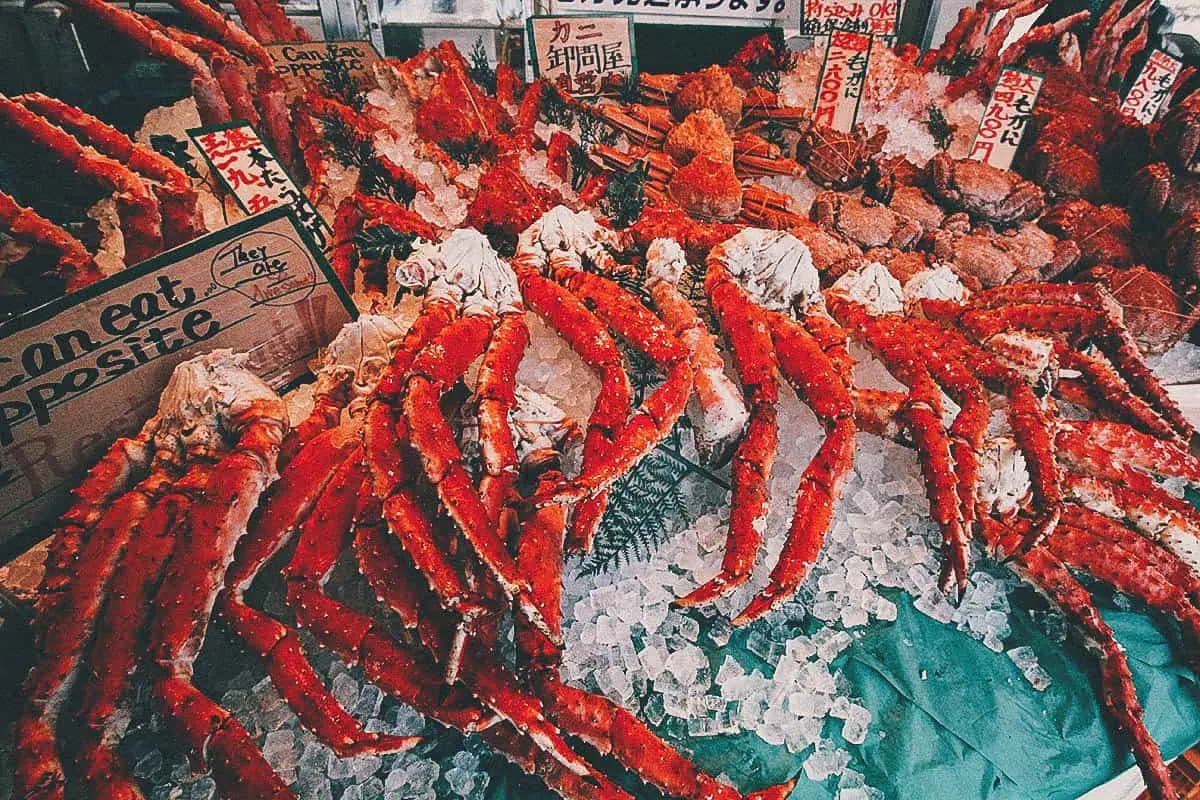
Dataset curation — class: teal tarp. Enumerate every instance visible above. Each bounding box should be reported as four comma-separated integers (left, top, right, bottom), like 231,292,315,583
494,583,1200,799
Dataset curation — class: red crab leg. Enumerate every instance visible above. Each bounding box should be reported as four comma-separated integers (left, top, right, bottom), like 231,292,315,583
477,311,529,525
227,0,278,43
516,268,633,552
15,465,173,800
352,496,429,632
648,273,749,466
852,388,907,440
253,0,311,42
1056,346,1177,442
399,312,554,640
676,263,779,607
987,523,1177,800
1057,420,1200,484
329,193,439,290
829,297,970,596
733,312,858,624
60,0,232,125
515,454,570,671
75,462,216,797
149,21,262,128
1047,523,1200,643
0,189,103,293
149,400,290,800
533,265,693,506
16,93,202,247
0,94,164,265
166,0,273,68
279,369,354,466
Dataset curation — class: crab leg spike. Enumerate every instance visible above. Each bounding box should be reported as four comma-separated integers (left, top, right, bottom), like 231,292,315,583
734,313,858,624
59,0,232,124
16,93,203,247
534,266,693,505
476,723,635,800
477,312,530,524
15,471,170,800
676,264,779,608
516,269,633,552
0,94,164,264
1010,542,1177,800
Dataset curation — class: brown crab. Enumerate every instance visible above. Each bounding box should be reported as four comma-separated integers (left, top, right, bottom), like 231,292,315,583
1040,199,1136,268
1129,162,1200,226
796,122,887,190
812,191,923,251
670,65,743,129
786,218,868,280
928,222,1077,288
1164,211,1200,286
668,151,744,222
928,152,1045,225
1022,137,1106,204
1155,92,1200,175
1079,265,1198,354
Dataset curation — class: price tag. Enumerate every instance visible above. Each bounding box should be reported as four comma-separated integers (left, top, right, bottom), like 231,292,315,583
527,15,637,97
813,30,872,132
189,121,332,252
0,208,356,559
547,0,797,26
1120,50,1183,124
801,0,901,36
969,66,1043,170
261,40,381,101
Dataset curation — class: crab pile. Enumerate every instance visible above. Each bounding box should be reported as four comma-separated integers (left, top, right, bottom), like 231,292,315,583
9,0,1200,798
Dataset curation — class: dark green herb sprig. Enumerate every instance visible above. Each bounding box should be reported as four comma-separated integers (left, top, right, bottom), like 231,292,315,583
320,112,373,169
926,105,954,150
149,134,201,179
441,135,483,168
936,51,979,78
541,89,576,129
615,71,641,105
354,223,420,264
602,158,648,229
468,36,497,94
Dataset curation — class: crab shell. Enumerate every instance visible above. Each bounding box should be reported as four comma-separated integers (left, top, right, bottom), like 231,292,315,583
812,192,923,251
1156,101,1200,175
315,314,409,401
928,153,1045,225
645,237,689,286
710,228,821,314
517,205,622,270
399,227,522,315
976,436,1032,517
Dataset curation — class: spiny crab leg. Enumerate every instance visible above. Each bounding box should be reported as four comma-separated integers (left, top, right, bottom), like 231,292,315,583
0,94,164,265
166,0,273,68
16,92,204,247
147,354,291,800
1055,345,1178,442
476,312,530,526
0,190,104,292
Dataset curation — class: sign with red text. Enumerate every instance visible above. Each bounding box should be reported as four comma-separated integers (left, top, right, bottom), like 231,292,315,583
801,0,900,36
1121,50,1183,123
189,122,332,252
527,15,637,97
548,0,798,26
0,208,355,560
969,67,1043,170
813,30,872,131
263,40,381,101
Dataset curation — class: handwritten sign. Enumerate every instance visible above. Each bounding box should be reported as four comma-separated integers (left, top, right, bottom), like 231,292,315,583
527,15,637,97
969,67,1043,170
189,122,332,252
801,0,900,36
548,0,797,26
0,208,355,560
1121,50,1183,123
261,40,381,101
813,30,872,131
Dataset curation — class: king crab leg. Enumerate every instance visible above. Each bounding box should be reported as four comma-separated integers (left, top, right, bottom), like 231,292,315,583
0,94,164,265
0,190,104,292
15,93,203,247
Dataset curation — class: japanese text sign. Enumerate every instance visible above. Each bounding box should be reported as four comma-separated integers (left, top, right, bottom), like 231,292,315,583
801,0,900,36
527,15,636,97
189,122,332,253
0,208,356,559
969,66,1043,170
548,0,796,26
1120,50,1183,124
261,41,381,101
814,30,872,132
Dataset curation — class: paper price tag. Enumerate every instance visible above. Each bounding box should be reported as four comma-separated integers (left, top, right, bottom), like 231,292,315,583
527,15,637,97
813,30,872,132
189,121,333,253
0,208,355,559
1121,50,1183,124
969,66,1043,170
801,0,901,36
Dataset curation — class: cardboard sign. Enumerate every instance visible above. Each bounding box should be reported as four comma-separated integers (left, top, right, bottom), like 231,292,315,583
801,0,901,36
527,15,637,97
263,40,381,101
0,208,356,560
547,0,797,27
969,67,1043,170
189,122,332,252
1121,50,1184,124
813,30,872,131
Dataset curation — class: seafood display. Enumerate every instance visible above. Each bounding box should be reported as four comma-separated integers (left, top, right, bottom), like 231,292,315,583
6,0,1200,798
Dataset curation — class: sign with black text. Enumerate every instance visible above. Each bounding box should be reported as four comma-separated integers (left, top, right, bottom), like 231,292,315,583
0,208,355,559
969,67,1043,170
189,122,332,252
814,30,872,131
527,15,637,96
262,40,382,101
548,0,798,26
1121,50,1183,123
801,0,900,36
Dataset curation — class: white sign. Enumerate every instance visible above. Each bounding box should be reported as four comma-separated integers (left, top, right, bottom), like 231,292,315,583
801,0,900,36
189,122,332,252
527,15,636,96
969,67,1043,171
813,30,872,132
1121,50,1184,123
548,0,799,26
